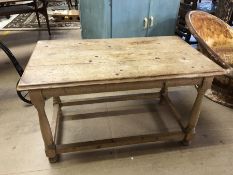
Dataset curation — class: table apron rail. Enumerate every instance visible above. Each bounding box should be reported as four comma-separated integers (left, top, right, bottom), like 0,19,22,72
38,77,205,98
55,131,185,154
61,92,161,107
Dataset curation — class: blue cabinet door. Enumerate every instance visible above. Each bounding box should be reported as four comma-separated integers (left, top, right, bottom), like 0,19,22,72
80,0,111,39
147,0,180,36
80,0,180,39
112,0,150,38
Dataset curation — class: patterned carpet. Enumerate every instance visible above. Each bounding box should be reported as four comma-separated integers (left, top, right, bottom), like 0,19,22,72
3,0,80,30
2,0,215,31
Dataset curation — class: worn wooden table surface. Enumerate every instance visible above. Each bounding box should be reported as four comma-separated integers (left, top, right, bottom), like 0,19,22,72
17,36,225,163
18,36,223,90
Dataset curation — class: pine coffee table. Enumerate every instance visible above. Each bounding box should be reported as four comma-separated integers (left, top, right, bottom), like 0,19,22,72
17,36,225,162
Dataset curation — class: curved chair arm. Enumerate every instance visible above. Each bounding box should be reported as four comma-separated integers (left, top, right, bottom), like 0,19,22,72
0,41,24,76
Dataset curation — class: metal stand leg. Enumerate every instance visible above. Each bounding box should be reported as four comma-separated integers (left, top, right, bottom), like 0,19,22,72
43,9,51,35
75,0,79,9
35,11,41,27
0,41,31,104
41,1,51,35
66,0,72,9
34,0,41,27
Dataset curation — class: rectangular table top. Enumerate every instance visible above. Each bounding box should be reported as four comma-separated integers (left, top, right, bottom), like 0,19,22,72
18,36,225,91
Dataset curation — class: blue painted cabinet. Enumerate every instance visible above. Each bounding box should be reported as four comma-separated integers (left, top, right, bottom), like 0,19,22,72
111,0,151,38
80,0,180,39
80,0,111,38
148,0,180,36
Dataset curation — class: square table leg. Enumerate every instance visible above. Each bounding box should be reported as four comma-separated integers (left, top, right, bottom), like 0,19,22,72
182,77,213,145
28,77,213,162
29,90,58,163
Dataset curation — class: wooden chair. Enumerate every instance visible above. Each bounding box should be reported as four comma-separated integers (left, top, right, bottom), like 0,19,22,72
186,11,233,107
0,0,51,35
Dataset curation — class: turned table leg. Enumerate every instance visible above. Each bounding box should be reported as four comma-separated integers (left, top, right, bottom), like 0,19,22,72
29,90,58,163
182,78,213,145
160,82,168,104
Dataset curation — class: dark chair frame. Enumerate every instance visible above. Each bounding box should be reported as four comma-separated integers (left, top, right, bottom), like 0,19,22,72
0,41,31,104
176,0,218,44
176,0,198,44
0,0,51,35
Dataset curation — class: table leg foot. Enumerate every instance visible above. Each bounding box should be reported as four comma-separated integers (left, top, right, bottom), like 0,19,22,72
159,98,164,105
49,155,59,163
181,139,191,146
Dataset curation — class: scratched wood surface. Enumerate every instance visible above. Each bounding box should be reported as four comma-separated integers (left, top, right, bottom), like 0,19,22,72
18,36,224,91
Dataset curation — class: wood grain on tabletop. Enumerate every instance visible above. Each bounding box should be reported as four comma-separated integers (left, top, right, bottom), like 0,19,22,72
18,36,225,90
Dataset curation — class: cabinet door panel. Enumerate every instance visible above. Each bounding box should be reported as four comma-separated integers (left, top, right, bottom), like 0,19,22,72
80,0,111,39
112,0,150,38
148,0,180,36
